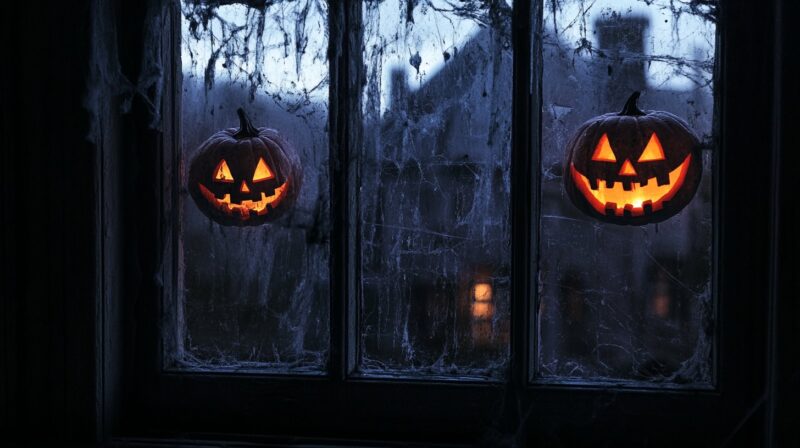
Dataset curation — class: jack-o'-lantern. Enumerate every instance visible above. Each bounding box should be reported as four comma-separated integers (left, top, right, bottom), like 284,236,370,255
563,92,702,225
188,108,301,226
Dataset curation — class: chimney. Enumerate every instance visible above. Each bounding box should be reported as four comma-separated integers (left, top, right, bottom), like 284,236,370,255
389,67,408,112
595,15,649,105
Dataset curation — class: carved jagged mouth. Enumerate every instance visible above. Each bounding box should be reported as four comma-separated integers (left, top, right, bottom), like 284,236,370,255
198,181,288,218
570,155,691,217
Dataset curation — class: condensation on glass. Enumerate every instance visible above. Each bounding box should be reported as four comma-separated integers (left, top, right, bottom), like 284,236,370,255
358,0,513,379
170,1,329,372
536,0,716,385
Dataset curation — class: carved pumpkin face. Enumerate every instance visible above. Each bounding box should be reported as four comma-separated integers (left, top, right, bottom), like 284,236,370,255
563,92,702,225
188,108,301,226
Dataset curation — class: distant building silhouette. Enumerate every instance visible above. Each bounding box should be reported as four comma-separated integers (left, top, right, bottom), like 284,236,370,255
371,12,713,381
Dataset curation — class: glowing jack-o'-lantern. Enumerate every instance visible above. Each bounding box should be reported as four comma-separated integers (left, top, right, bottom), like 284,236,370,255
188,108,301,226
563,92,702,225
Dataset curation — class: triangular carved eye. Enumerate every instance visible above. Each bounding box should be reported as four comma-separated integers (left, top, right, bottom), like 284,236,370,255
592,133,617,162
252,157,275,182
213,159,234,183
638,133,666,162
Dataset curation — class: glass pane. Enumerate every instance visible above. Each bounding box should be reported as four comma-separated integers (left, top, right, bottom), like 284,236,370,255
172,1,329,372
358,0,513,379
537,0,716,385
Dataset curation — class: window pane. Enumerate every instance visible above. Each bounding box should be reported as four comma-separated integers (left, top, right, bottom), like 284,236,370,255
171,1,329,372
536,0,716,385
358,0,513,379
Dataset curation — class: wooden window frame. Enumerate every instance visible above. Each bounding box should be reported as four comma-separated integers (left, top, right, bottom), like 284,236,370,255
100,0,780,445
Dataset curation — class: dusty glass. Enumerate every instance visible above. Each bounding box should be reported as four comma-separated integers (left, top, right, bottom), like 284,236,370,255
172,0,330,372
358,0,514,379
536,0,716,385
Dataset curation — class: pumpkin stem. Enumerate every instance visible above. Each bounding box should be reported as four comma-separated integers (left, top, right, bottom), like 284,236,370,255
234,108,260,139
619,91,646,116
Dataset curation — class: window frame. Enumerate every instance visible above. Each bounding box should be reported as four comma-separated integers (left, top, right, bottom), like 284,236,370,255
103,0,778,445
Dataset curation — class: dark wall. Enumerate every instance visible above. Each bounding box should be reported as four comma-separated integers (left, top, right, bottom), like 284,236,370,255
768,1,800,446
2,0,98,443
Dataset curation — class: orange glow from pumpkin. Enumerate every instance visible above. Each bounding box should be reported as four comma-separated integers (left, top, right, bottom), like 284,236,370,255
570,154,692,217
198,181,289,218
638,133,666,162
252,157,274,182
213,159,234,183
618,159,637,176
240,181,251,193
473,283,493,303
591,133,617,162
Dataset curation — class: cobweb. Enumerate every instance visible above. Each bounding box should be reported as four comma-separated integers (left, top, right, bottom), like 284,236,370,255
536,0,717,386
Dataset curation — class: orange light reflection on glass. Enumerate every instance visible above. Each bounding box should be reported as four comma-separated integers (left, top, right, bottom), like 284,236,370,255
652,294,670,318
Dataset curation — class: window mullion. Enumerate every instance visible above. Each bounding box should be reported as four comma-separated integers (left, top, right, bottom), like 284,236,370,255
510,0,535,387
527,0,544,384
329,0,363,381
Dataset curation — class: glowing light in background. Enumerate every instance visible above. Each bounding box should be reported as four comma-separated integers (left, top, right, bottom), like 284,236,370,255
473,282,493,302
471,281,494,320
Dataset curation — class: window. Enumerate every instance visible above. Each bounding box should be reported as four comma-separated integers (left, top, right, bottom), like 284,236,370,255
108,0,778,445
174,0,714,385
357,0,513,379
536,0,715,385
175,0,330,373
